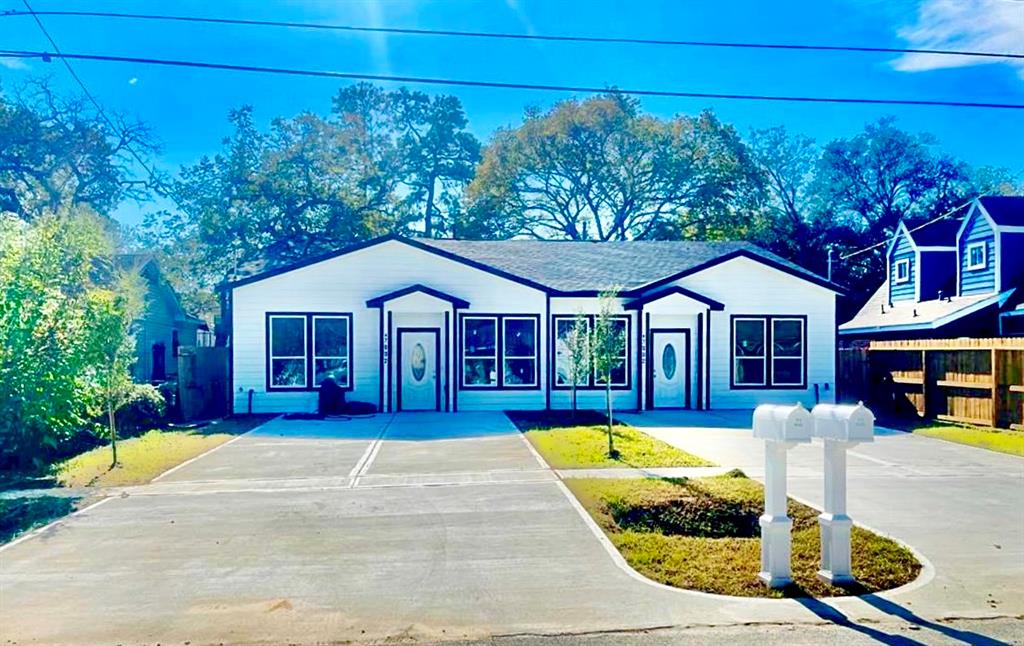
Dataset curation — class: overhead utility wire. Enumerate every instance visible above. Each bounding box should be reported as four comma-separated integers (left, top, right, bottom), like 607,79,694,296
838,201,973,261
2,49,1023,110
1,9,1023,61
18,1,168,196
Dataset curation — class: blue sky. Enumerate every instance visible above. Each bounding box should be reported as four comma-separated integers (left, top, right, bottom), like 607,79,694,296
1,0,1022,226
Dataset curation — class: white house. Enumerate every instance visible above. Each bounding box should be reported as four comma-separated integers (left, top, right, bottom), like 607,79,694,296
220,235,840,414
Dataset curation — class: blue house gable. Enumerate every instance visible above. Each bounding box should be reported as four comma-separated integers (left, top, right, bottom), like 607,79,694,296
957,204,997,296
887,224,916,303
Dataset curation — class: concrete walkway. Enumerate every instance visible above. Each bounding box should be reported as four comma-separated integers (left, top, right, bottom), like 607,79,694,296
620,409,1024,622
0,411,1019,645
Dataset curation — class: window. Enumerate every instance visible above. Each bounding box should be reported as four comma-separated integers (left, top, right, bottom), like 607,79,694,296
731,315,806,389
894,259,910,284
266,313,353,390
554,317,590,387
733,318,766,386
966,242,987,271
461,315,539,388
313,316,350,387
462,316,498,387
771,318,804,386
503,317,537,386
269,315,307,388
552,315,631,390
594,318,628,387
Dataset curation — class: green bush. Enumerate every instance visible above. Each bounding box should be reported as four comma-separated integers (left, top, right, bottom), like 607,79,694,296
113,384,167,438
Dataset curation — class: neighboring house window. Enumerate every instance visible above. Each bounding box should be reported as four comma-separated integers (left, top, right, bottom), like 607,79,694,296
172,330,180,358
966,242,987,271
462,316,498,387
151,342,167,381
266,313,353,390
461,314,540,388
731,315,806,389
894,259,910,284
503,317,538,387
552,314,630,390
313,316,350,387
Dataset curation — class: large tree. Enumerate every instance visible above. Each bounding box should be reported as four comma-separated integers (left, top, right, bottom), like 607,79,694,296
0,80,158,220
465,94,754,241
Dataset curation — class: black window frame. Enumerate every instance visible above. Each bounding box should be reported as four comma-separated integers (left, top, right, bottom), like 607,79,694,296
729,314,807,390
550,314,632,391
265,312,354,392
458,313,541,391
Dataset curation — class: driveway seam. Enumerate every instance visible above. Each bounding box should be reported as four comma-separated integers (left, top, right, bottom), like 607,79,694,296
349,413,395,487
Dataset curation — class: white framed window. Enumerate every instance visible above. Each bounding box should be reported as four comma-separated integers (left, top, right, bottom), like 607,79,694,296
268,315,307,389
312,315,350,388
894,258,910,284
771,318,805,386
966,242,987,271
732,317,767,387
462,316,498,387
594,317,629,387
502,317,538,387
554,317,590,387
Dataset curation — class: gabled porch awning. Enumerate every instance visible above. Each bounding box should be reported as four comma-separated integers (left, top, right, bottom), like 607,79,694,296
623,285,724,311
365,283,470,309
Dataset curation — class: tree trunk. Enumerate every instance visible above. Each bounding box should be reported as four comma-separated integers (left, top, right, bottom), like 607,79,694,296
606,380,615,457
571,383,577,420
424,179,437,238
107,401,118,468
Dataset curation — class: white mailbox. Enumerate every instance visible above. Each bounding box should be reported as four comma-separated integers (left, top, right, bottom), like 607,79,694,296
811,403,875,443
752,403,813,443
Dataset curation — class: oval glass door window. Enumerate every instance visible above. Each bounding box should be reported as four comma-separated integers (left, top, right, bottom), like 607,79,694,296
662,344,677,380
410,343,427,382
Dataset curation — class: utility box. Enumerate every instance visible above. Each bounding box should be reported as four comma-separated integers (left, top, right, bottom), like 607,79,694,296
811,403,875,443
752,403,813,443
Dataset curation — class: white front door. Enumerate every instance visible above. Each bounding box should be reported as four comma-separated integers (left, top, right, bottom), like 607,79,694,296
651,331,689,409
399,330,438,411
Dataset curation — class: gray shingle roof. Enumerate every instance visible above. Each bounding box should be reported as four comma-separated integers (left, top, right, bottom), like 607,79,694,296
839,281,1014,334
906,218,960,247
223,234,838,293
416,238,827,292
979,196,1024,226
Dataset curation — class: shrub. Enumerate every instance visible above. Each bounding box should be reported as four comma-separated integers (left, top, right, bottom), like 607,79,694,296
113,384,167,438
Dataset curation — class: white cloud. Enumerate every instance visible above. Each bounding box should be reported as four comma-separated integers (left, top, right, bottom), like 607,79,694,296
0,58,30,71
892,0,1024,78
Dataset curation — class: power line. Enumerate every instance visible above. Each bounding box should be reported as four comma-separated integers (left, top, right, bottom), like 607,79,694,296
2,48,1023,110
18,1,168,198
2,9,1023,62
838,200,973,261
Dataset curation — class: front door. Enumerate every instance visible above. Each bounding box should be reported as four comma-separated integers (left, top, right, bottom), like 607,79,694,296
650,330,689,409
398,329,439,411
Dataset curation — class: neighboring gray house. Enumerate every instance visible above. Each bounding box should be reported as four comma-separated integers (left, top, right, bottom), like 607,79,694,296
840,196,1024,340
120,254,207,382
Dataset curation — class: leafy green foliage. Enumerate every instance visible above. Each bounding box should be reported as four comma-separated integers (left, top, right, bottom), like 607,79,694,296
591,289,625,456
0,207,143,471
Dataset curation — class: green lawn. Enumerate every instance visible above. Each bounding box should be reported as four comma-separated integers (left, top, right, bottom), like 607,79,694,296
0,496,83,544
913,425,1024,457
55,416,273,488
565,475,921,598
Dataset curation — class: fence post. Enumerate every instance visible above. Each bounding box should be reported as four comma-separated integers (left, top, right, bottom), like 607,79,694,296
992,348,1002,428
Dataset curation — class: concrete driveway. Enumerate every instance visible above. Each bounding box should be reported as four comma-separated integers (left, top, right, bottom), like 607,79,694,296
1,412,1019,645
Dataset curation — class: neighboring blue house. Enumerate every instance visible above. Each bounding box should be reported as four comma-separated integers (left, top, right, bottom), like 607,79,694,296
840,196,1024,340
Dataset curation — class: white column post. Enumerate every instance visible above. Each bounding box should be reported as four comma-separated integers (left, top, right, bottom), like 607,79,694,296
818,438,855,585
759,440,795,588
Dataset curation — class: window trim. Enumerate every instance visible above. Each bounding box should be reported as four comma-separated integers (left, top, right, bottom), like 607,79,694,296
265,312,354,392
731,317,767,387
458,313,541,391
770,317,805,387
729,314,807,390
312,315,352,389
965,241,987,271
893,258,911,284
550,314,632,391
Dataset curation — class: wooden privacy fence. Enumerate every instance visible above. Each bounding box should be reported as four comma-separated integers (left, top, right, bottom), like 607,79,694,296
838,338,1024,430
176,346,229,421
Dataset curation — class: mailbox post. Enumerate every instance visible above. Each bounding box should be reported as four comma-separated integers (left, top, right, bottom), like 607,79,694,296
752,403,812,588
810,402,875,585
